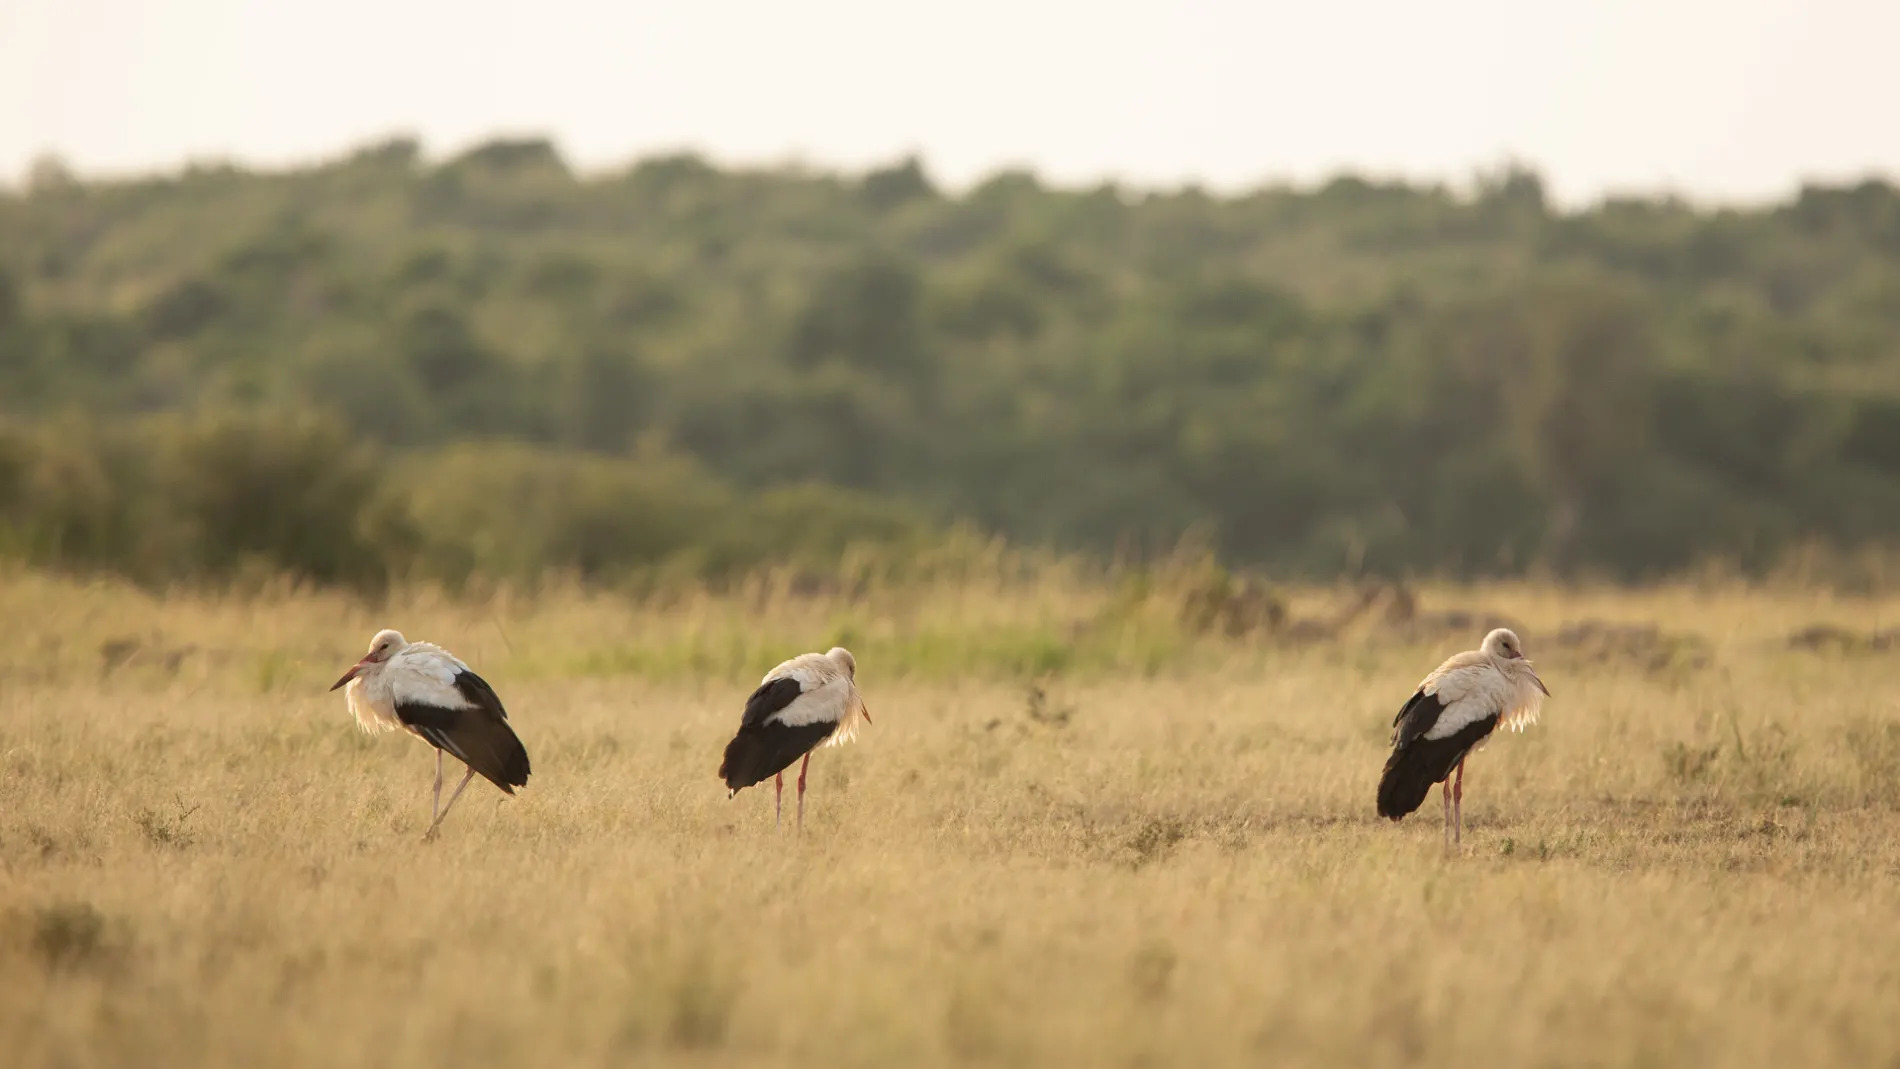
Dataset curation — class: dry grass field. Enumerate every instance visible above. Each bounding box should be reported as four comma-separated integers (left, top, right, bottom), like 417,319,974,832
4,565,1900,1068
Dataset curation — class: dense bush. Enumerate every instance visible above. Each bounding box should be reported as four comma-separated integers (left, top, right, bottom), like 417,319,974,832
0,412,934,591
2,146,1899,584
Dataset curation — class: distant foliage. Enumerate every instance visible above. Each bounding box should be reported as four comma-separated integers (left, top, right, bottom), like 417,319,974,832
0,412,931,591
2,146,1900,584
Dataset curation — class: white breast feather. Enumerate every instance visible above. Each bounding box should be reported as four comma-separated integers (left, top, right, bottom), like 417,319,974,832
344,676,402,735
1499,670,1546,733
1421,664,1514,741
781,667,827,691
386,646,473,710
762,655,831,688
822,689,869,748
758,652,864,746
767,676,850,728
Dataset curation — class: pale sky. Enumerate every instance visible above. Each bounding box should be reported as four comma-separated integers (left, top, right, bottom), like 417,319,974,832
1,0,1896,206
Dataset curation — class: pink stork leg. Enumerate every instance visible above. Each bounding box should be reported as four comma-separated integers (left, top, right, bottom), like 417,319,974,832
1452,757,1467,847
423,765,478,841
775,772,783,828
432,749,444,823
796,753,812,835
1441,780,1452,849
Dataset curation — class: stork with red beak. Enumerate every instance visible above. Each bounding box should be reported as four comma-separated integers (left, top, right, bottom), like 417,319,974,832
330,629,531,840
717,646,871,833
1377,627,1551,848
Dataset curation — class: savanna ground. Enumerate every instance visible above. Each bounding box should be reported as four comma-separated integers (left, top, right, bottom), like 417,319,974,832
3,564,1900,1068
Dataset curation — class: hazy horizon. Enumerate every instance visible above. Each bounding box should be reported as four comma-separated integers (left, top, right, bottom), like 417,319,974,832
4,0,1897,206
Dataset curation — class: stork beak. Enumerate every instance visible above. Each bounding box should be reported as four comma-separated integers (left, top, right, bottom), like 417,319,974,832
861,703,873,725
1530,668,1550,697
329,659,370,691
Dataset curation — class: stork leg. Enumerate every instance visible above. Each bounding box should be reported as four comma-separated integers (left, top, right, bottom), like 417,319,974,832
423,766,478,842
775,772,783,828
1452,757,1466,847
1441,780,1452,849
796,752,811,835
432,749,444,823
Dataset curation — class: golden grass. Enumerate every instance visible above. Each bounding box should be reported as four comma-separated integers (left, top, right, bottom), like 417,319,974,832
3,568,1900,1067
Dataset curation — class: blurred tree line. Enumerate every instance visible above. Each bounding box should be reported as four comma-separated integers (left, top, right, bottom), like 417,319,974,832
2,139,1899,588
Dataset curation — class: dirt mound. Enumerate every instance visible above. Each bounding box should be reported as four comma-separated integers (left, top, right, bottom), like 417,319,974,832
1785,624,1900,654
1547,619,1711,672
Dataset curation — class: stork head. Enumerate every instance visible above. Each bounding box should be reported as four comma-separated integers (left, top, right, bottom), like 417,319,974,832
329,628,407,691
1483,627,1550,695
827,646,857,678
1481,628,1525,660
826,646,870,723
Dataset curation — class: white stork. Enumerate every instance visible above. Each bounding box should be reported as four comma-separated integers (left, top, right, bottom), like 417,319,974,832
717,646,871,833
1376,627,1550,847
329,629,531,840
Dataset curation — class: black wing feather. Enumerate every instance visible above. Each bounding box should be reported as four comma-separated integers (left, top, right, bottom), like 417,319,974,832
1389,688,1443,747
740,676,805,728
394,669,531,793
1376,688,1498,821
454,669,511,721
718,720,836,793
720,673,830,793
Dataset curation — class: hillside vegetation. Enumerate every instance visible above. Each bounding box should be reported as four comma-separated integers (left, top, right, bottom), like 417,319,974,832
4,143,1900,586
